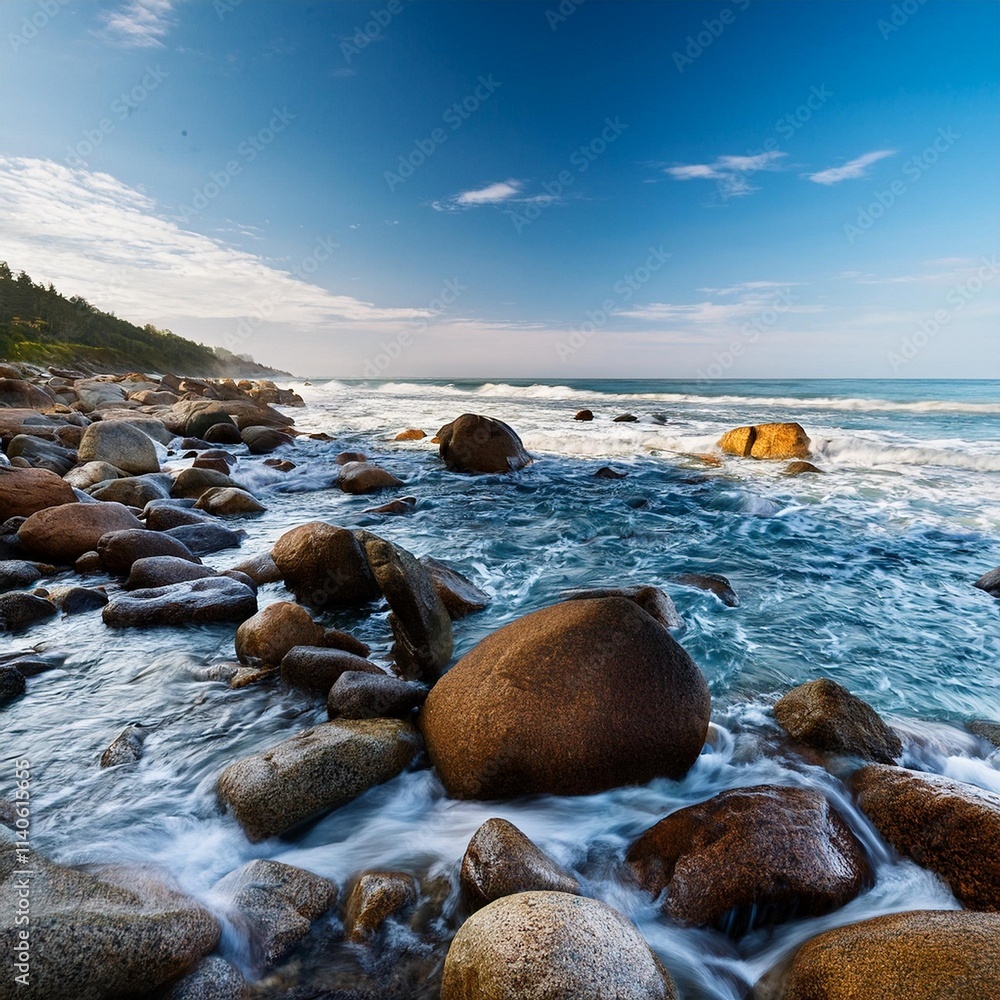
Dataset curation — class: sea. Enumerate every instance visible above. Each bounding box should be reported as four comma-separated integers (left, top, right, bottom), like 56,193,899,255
6,377,1000,997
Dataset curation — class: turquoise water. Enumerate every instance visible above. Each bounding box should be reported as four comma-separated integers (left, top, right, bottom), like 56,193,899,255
4,378,999,997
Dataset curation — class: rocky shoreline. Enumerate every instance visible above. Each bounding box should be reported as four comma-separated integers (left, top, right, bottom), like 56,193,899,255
1,364,999,999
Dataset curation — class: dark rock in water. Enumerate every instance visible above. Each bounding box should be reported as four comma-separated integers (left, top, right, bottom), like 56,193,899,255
236,602,326,666
230,551,283,586
3,656,60,677
626,785,872,935
271,522,381,607
364,496,417,515
0,844,220,1000
0,665,27,704
74,550,103,574
125,555,217,590
170,467,242,500
436,413,532,474
143,504,212,533
47,585,108,614
193,487,265,516
969,720,1000,748
101,724,145,767
594,466,628,479
0,591,56,632
673,572,740,607
613,413,638,423
103,577,258,628
0,559,53,591
420,597,710,799
853,764,1000,911
242,425,292,454
323,628,372,659
202,421,243,445
650,412,669,424
160,954,247,999
335,450,368,464
327,671,428,721
784,460,825,476
974,567,1000,598
211,859,337,970
441,891,677,1000
342,871,418,942
264,458,295,473
7,434,76,475
164,522,243,555
775,678,901,763
764,910,1000,1000
182,404,237,440
339,461,404,494
356,530,454,682
420,556,490,620
98,527,201,575
574,409,594,421
216,718,422,841
460,818,580,913
90,475,172,508
18,501,142,563
0,466,77,519
562,585,682,630
280,646,383,695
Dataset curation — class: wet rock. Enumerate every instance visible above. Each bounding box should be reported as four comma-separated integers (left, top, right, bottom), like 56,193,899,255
718,422,810,460
613,413,638,422
264,458,295,473
90,475,172,507
764,910,1000,1000
562,585,683,630
342,871,418,942
357,530,453,682
673,572,740,607
64,461,126,490
574,409,594,421
271,522,380,607
235,601,326,666
101,724,145,767
6,434,76,475
161,955,247,1000
441,891,677,1000
170,467,241,500
47,585,108,614
280,646,383,695
230,551,283,586
974,567,1000,598
142,503,211,532
217,718,422,841
74,550,103,574
420,557,490,619
18,501,143,563
363,496,417,515
228,665,278,689
594,466,627,479
0,377,54,409
202,422,243,445
969,720,1000,748
212,859,337,970
323,628,372,659
103,577,258,628
775,678,901,763
193,487,266,516
335,450,368,464
853,764,1000,911
0,559,53,591
627,785,872,935
0,845,220,1000
436,413,532,474
0,591,57,632
180,403,237,440
0,466,77,519
460,819,580,912
784,461,824,476
78,419,160,474
98,528,201,575
394,428,427,441
0,665,27,704
242,425,292,455
338,461,404,494
327,671,428,720
164,523,243,555
125,556,216,590
420,597,711,799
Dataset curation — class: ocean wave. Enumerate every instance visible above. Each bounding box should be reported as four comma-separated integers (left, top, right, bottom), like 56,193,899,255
814,437,1000,472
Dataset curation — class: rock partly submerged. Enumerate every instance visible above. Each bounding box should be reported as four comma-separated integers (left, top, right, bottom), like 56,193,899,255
718,422,811,460
436,413,532,474
103,577,258,628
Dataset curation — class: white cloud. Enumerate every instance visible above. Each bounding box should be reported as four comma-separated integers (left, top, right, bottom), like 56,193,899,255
96,0,178,48
664,151,786,197
621,283,818,327
455,180,521,206
808,149,896,185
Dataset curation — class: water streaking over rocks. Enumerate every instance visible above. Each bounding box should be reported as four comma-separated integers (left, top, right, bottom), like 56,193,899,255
2,372,999,999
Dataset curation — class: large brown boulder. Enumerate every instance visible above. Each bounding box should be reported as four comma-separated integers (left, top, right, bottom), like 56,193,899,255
0,466,77,519
170,468,241,500
419,597,710,799
460,818,580,912
437,413,532,474
97,528,200,576
216,718,422,841
235,601,325,666
279,645,383,694
718,422,810,460
78,420,160,474
774,678,901,763
441,891,677,1000
626,785,871,935
0,377,54,409
853,764,1000,910
18,502,143,563
764,910,1000,1000
270,522,380,607
338,461,404,494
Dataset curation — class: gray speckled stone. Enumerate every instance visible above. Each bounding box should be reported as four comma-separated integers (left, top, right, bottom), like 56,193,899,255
161,955,247,999
103,577,257,628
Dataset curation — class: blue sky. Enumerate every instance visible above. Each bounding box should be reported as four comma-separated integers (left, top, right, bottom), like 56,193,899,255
0,0,997,378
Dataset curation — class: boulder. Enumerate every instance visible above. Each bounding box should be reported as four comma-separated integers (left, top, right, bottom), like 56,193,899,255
46,585,108,614
420,557,490,619
144,505,213,532
775,679,901,763
90,475,171,507
100,724,145,767
422,597,709,799
0,377,54,409
785,461,824,476
178,402,237,440
103,577,258,628
170,468,241,500
357,530,453,681
211,860,336,970
235,601,325,666
0,592,57,632
193,487,265,516
0,466,77,519
338,461,404,494
436,413,532,474
280,646,383,695
160,955,247,1000
460,819,580,912
124,556,216,591
626,785,872,935
766,910,1000,1000
440,891,677,1000
241,425,291,455
853,764,1000,910
0,665,26,704
0,843,220,1000
342,871,418,942
594,466,627,479
335,450,367,464
216,718,422,841
64,461,125,490
230,551,283,586
574,409,594,421
323,628,372,659
163,523,243,555
718,422,810,460
562,585,682,630
202,422,243,445
974,567,1000,598
613,413,638,422
327,671,428,720
364,496,417,515
74,378,128,411
969,720,1000,748
0,560,52,591
271,522,380,607
98,528,200,576
7,434,75,475
78,420,160,474
18,502,143,564
394,428,427,441
672,572,739,607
